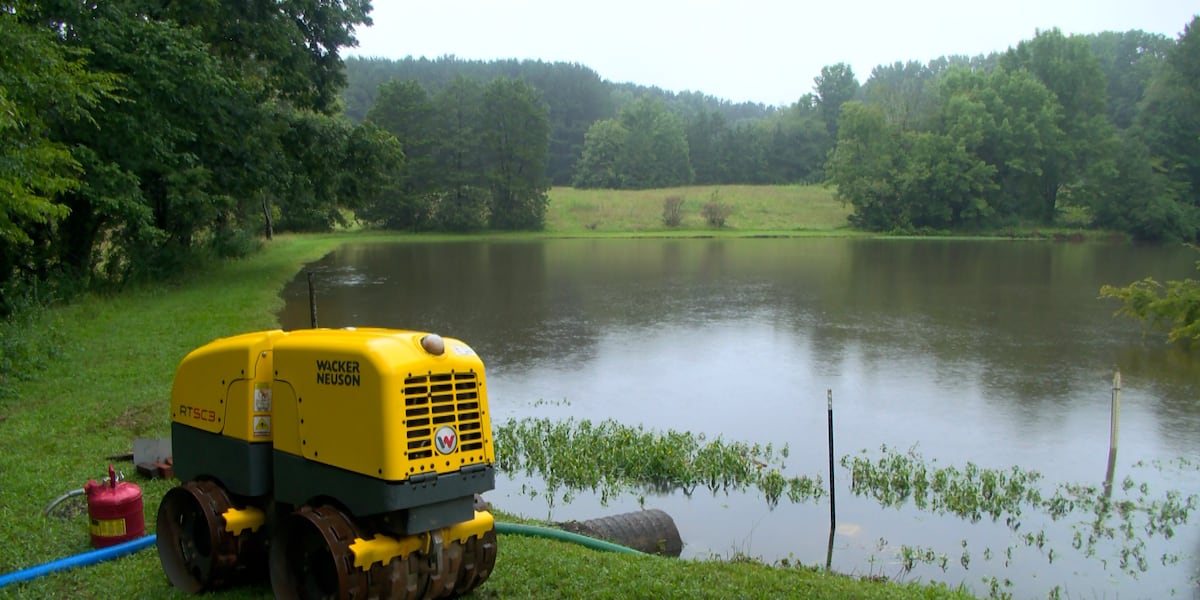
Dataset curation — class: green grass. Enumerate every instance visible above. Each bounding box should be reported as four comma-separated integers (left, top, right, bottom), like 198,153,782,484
543,183,1115,242
545,184,857,234
487,533,972,599
0,230,974,599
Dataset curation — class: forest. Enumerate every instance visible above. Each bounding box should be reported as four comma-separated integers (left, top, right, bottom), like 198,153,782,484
344,19,1199,241
2,2,1198,315
2,1,388,300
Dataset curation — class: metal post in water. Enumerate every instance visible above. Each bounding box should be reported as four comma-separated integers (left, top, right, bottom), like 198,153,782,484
1104,370,1121,497
307,271,318,329
825,523,835,572
827,389,836,529
1109,369,1121,452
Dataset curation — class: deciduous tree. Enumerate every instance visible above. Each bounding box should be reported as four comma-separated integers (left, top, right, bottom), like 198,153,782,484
826,102,904,230
363,80,436,229
1137,16,1200,240
0,11,115,288
148,0,373,113
573,120,629,189
1001,29,1110,222
573,97,692,189
619,97,693,189
1102,251,1200,344
480,78,551,230
861,61,940,131
431,77,488,230
1087,30,1172,129
814,63,860,140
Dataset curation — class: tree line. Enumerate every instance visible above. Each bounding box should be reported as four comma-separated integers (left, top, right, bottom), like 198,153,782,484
5,3,1199,317
359,77,551,232
346,19,1198,242
1,1,393,309
345,56,829,187
1,3,559,316
829,23,1199,240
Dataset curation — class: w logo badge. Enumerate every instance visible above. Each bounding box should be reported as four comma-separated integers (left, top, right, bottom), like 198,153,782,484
434,425,458,454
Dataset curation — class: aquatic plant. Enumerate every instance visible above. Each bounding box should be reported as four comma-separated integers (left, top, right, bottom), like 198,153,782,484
843,444,1199,587
840,445,1045,525
494,417,825,508
497,423,1198,597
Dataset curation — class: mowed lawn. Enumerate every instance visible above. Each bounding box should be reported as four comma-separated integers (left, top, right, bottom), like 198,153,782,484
544,184,853,234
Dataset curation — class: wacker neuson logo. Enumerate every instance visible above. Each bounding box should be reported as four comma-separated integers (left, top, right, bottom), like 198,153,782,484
315,359,361,386
434,425,457,454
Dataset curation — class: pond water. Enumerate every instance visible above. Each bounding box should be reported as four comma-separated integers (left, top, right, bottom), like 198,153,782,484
277,238,1200,599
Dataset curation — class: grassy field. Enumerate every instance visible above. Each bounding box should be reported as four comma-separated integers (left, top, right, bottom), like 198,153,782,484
542,183,1113,243
0,227,975,597
545,184,856,234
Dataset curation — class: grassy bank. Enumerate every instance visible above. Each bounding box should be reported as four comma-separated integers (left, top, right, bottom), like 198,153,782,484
0,233,972,598
545,184,856,234
542,184,1109,242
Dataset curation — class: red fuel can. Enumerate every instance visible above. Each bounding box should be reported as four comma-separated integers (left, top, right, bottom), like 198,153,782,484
84,465,145,548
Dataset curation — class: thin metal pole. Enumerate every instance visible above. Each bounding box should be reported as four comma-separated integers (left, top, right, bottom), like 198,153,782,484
827,389,836,529
825,523,835,571
307,271,318,329
1105,370,1121,498
1109,370,1121,452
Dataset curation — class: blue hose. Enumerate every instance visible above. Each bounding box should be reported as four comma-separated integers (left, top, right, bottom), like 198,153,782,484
0,520,644,589
0,534,157,589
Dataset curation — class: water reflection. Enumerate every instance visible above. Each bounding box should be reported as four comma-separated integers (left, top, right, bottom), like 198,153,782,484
277,238,1200,598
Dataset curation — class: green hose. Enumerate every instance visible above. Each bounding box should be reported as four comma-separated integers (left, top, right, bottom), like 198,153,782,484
495,522,645,556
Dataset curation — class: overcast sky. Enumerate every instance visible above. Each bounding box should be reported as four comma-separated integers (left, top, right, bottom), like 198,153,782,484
346,1,1197,107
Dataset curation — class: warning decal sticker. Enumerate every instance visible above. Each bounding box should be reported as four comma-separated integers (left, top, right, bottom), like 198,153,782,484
254,384,272,412
253,416,271,437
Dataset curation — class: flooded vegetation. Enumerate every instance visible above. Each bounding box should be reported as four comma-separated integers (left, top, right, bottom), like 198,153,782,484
280,237,1200,598
495,416,826,509
845,446,1198,596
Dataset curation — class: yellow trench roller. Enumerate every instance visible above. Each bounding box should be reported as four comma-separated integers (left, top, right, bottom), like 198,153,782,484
156,328,498,598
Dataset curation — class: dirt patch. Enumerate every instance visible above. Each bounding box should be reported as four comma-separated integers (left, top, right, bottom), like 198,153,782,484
111,403,163,437
45,491,88,519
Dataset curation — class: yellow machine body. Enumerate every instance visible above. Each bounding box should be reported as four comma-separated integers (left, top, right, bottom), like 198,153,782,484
269,327,494,481
168,327,496,515
160,327,499,597
170,328,493,485
168,330,281,440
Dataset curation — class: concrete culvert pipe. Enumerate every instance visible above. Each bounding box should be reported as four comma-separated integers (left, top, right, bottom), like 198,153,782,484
558,509,683,557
